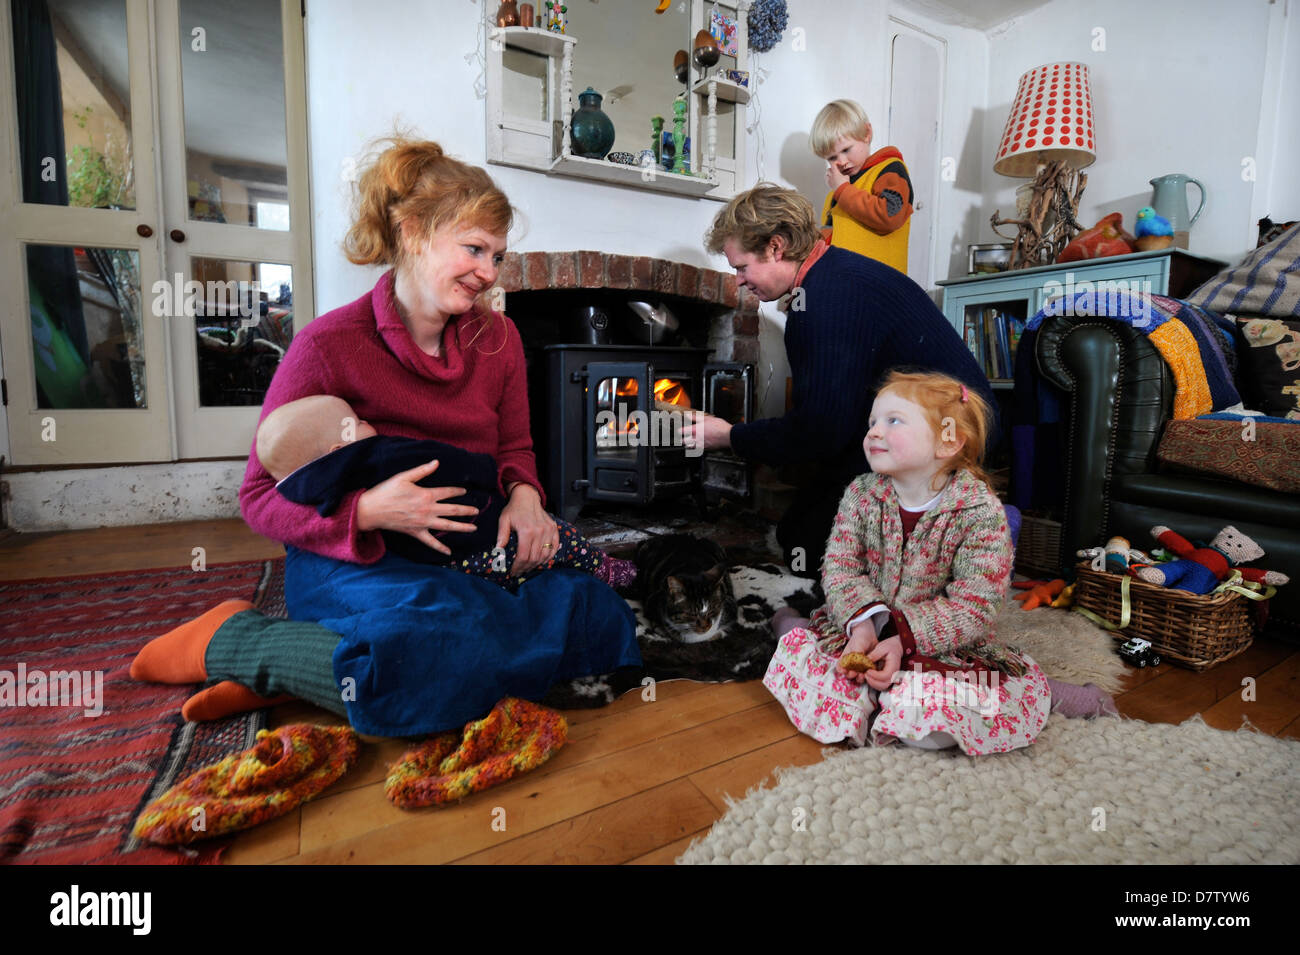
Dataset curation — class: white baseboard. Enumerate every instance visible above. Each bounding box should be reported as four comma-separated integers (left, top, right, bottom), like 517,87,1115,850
5,460,247,532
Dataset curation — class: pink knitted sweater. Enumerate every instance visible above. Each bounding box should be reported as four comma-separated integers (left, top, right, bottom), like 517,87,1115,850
238,271,542,564
808,469,1026,675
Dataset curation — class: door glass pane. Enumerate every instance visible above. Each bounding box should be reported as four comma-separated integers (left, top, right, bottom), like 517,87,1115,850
26,243,144,408
595,376,639,457
191,257,293,406
709,374,745,423
179,0,288,229
11,0,136,209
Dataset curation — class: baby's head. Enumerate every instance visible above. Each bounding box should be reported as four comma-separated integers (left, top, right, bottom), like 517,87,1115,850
256,395,379,481
865,370,993,492
810,99,873,175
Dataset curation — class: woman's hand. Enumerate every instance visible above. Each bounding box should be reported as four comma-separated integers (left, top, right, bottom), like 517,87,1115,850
864,635,904,692
498,483,559,576
355,459,480,556
839,619,878,684
680,412,733,453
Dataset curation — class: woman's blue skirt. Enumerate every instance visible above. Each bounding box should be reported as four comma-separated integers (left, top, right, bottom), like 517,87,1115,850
285,546,641,737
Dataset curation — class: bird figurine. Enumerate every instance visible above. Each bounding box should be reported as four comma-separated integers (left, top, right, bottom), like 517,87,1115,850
1057,212,1137,262
1134,206,1175,251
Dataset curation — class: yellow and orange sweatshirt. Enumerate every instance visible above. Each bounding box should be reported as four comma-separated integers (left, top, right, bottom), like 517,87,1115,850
820,146,914,274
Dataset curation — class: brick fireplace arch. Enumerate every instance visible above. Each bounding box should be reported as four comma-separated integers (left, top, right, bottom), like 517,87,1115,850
497,251,761,363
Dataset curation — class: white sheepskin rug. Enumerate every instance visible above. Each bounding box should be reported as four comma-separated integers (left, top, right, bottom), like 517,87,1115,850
677,715,1300,864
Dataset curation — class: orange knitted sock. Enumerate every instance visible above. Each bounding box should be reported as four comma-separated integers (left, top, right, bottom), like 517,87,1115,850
130,599,254,684
182,681,292,722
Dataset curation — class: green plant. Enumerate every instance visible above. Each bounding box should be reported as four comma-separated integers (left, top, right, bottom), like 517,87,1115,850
65,106,129,209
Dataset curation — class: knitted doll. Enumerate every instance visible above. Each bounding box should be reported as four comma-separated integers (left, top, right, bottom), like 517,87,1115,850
1135,525,1289,595
1077,535,1149,573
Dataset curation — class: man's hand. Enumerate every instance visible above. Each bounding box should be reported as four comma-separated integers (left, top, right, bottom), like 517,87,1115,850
680,412,733,453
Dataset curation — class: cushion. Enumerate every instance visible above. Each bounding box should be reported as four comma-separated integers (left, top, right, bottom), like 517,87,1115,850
1185,223,1300,317
1230,316,1300,419
1157,418,1300,493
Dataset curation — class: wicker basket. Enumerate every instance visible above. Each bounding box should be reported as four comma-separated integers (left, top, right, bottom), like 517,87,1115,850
1072,564,1257,671
1015,515,1063,578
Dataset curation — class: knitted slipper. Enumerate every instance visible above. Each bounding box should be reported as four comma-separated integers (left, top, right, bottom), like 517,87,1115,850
385,697,568,808
132,724,360,845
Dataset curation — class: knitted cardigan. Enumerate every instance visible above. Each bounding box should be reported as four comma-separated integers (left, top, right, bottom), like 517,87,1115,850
808,469,1026,676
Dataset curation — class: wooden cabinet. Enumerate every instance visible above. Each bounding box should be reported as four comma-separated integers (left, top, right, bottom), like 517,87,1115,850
936,248,1227,388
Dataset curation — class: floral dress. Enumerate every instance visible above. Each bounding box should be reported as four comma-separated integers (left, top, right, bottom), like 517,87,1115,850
763,627,1050,753
763,471,1052,754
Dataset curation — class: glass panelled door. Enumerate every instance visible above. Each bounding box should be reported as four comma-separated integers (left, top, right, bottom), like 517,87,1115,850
0,0,311,466
0,0,171,463
155,0,311,457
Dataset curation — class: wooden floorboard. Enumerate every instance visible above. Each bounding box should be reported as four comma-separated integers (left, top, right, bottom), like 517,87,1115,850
6,517,1298,866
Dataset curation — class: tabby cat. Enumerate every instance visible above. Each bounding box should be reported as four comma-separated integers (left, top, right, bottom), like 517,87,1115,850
635,534,737,643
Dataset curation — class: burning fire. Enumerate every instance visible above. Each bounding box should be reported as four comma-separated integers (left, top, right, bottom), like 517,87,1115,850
596,377,694,446
653,378,691,411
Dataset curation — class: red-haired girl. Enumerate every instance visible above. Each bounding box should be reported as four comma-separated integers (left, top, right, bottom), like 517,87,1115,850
764,370,1115,752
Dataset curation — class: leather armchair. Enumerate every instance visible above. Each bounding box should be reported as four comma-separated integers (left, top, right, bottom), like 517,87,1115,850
1035,316,1299,638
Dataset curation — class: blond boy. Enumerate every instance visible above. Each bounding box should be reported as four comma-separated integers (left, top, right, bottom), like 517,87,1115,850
810,99,914,273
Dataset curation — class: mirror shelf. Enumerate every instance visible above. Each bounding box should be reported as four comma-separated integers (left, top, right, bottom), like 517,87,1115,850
549,154,716,197
691,76,750,106
495,25,572,56
485,3,747,202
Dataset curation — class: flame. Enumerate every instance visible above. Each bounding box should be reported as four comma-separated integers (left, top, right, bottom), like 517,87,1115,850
653,378,691,409
596,377,693,446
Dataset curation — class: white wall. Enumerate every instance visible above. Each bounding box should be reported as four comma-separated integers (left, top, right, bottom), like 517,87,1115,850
307,0,737,314
981,0,1280,264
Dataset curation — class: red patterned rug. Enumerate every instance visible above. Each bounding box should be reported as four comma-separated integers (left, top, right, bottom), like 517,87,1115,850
0,559,279,864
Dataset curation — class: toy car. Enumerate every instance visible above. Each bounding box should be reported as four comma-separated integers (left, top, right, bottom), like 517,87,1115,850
1118,637,1162,668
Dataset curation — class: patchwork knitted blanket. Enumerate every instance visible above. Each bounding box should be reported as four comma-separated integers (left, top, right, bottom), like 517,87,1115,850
1027,290,1240,418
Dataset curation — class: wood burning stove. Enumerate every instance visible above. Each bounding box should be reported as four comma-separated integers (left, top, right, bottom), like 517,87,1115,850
542,345,753,521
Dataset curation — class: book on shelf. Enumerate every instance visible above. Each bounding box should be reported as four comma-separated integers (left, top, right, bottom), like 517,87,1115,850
963,309,982,368
966,307,1027,382
994,311,1011,379
1007,315,1025,376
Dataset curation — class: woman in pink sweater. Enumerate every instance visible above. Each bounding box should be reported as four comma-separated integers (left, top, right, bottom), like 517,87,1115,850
130,140,640,736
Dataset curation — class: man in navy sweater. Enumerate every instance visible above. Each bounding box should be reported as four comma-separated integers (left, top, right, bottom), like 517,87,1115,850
686,184,995,577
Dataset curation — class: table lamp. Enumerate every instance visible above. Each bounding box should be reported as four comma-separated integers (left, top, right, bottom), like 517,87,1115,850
990,62,1096,269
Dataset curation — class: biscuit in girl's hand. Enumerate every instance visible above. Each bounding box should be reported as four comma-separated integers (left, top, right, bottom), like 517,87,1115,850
839,652,876,672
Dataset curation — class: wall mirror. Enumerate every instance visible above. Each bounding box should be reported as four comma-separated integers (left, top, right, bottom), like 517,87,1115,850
486,1,749,199
564,0,690,161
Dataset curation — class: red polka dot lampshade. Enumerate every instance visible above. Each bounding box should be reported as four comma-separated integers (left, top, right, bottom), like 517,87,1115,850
994,62,1096,177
